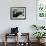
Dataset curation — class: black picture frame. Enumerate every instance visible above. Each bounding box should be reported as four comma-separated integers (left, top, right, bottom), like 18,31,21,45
10,7,26,20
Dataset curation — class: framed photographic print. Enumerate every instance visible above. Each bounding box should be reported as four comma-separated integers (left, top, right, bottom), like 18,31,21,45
36,0,46,26
10,7,26,20
37,0,46,19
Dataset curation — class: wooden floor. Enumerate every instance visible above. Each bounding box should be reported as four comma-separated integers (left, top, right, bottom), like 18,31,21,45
0,42,46,46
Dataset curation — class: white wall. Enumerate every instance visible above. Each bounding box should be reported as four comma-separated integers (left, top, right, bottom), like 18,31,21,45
0,0,37,42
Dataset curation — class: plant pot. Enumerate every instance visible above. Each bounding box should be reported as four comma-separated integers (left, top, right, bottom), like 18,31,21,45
37,39,45,44
40,38,45,43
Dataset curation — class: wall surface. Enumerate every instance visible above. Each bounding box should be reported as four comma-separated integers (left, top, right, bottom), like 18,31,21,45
0,0,37,42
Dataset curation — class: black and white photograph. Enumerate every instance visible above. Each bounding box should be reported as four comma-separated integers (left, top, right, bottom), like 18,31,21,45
10,7,26,20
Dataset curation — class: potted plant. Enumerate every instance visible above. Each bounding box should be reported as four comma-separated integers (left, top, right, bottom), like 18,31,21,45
33,32,46,43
